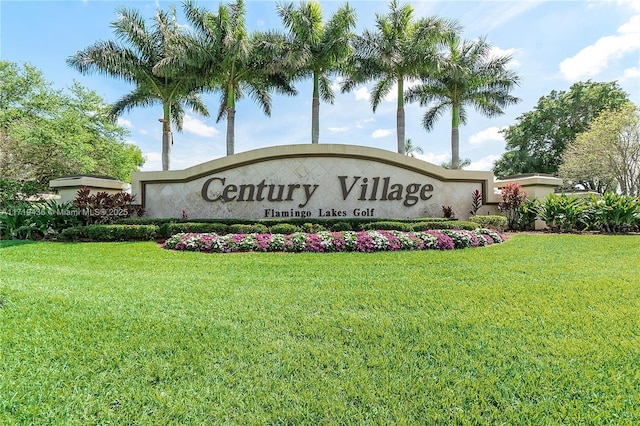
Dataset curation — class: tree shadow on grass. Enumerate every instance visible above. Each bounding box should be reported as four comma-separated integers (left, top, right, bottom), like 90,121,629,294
0,239,36,249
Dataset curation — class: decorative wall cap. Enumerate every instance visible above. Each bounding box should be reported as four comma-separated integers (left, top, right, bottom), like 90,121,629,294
49,175,128,190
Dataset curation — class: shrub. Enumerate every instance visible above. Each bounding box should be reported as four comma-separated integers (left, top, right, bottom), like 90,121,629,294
412,221,479,231
330,221,353,232
469,215,508,232
361,221,413,232
59,226,87,241
301,222,327,233
470,189,482,216
268,223,301,234
498,183,527,230
537,193,588,233
83,224,158,241
73,186,144,225
442,205,456,219
517,200,539,231
591,192,640,233
0,198,84,240
228,223,269,234
159,222,230,238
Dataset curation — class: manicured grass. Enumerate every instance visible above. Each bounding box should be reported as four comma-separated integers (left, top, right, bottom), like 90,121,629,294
1,235,639,424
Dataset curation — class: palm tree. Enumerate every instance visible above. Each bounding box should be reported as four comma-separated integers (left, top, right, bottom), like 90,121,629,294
441,157,471,169
406,36,520,169
67,6,209,171
175,0,297,156
404,138,423,157
276,1,356,144
341,0,459,155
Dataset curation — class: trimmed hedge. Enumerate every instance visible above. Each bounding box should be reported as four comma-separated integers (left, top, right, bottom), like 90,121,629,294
158,222,230,238
114,216,454,231
268,223,302,234
228,223,269,234
469,215,508,232
361,221,413,232
60,225,158,242
412,221,479,231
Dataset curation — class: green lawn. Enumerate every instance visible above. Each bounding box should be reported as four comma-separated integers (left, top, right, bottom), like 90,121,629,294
1,235,639,424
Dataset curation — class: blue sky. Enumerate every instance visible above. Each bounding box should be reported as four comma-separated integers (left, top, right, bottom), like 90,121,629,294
1,0,639,172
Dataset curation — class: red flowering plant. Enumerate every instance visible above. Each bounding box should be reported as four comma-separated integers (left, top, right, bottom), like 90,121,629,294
498,183,528,230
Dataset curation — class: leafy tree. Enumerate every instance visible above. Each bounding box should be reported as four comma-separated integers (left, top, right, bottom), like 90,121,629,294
276,1,356,144
67,6,209,171
176,0,297,156
0,61,143,189
406,36,520,169
560,102,640,196
493,81,630,177
341,0,459,154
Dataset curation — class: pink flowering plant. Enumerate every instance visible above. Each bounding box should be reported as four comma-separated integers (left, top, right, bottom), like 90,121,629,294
162,228,506,254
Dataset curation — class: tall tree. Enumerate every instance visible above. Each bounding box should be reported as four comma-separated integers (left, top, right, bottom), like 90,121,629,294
493,81,630,178
341,0,459,154
67,6,208,171
276,1,356,144
406,36,520,169
176,0,297,156
560,102,640,195
0,61,143,187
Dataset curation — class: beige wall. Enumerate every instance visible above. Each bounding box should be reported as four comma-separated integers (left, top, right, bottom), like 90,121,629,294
132,144,499,220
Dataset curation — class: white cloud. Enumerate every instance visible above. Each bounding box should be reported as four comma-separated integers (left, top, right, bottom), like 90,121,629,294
141,152,162,171
621,67,640,81
414,152,449,166
117,117,133,128
617,0,640,12
468,126,506,145
330,76,344,93
560,14,640,81
372,128,393,139
354,86,370,101
328,126,349,133
356,118,374,129
490,46,522,68
468,154,502,172
183,114,219,137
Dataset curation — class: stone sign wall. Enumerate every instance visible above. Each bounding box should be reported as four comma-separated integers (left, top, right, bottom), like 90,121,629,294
131,144,502,220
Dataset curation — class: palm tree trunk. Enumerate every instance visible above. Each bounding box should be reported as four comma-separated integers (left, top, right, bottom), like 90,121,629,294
312,72,320,144
161,103,172,171
162,131,172,171
397,76,405,155
451,104,460,169
226,107,235,156
226,83,236,156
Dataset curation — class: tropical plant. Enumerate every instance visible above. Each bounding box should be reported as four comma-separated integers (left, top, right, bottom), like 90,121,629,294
404,138,423,157
340,0,459,154
536,193,588,233
406,36,520,169
470,189,482,215
440,157,471,169
590,192,640,233
67,6,209,171
276,1,356,144
497,182,527,230
174,0,297,156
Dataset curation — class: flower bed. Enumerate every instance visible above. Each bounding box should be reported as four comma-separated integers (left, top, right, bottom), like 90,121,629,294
162,229,506,253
